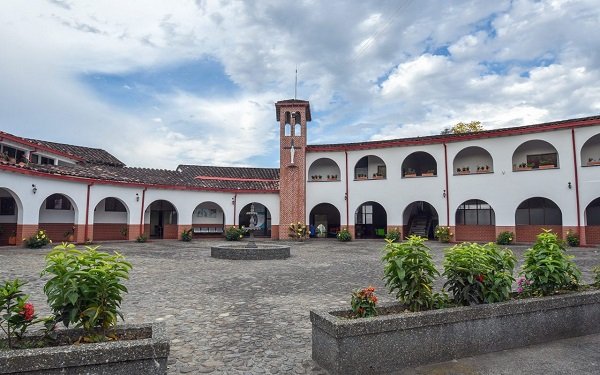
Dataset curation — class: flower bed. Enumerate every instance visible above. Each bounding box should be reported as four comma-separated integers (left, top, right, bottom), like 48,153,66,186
311,290,600,375
0,322,169,374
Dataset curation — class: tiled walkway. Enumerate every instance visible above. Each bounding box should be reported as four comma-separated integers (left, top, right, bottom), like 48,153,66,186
1,239,599,374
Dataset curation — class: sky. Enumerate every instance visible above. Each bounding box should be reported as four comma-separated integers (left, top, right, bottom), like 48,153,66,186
1,0,600,169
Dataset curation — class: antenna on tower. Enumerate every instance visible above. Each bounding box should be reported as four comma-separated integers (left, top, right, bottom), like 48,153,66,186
294,65,298,100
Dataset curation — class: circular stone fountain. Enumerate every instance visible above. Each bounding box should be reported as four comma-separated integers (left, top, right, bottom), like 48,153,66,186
211,204,290,260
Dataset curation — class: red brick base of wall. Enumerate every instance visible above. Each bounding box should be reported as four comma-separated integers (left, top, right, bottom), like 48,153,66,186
163,224,178,240
0,223,17,246
271,225,279,240
93,223,129,241
586,226,600,245
515,225,563,243
17,225,38,247
38,223,77,243
455,225,496,242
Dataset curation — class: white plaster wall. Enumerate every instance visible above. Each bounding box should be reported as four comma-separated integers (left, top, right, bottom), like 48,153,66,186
575,127,600,223
89,185,138,225
0,173,86,224
307,127,600,227
140,189,279,226
192,201,225,225
447,129,578,226
235,193,280,226
306,152,346,225
512,140,559,166
452,147,493,172
93,198,128,224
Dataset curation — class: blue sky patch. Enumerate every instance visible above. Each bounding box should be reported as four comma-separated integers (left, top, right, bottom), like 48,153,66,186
81,58,239,108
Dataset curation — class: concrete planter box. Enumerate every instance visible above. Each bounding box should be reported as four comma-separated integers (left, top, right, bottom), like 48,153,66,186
0,322,170,374
311,289,600,375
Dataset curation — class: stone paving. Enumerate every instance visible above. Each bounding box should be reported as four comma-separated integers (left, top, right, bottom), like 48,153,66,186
1,239,599,374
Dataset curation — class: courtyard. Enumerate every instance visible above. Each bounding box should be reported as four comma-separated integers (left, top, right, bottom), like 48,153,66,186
1,239,600,374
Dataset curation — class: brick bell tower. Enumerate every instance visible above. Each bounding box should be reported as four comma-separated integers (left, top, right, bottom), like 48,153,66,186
276,99,311,240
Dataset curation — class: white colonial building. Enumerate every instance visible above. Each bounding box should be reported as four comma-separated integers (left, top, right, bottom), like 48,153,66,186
1,99,599,246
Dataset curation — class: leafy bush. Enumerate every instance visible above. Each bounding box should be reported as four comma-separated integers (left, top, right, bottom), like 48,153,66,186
496,231,514,245
443,242,516,306
350,286,378,318
336,228,352,242
593,266,600,287
434,226,452,243
566,230,579,247
135,234,147,243
225,226,245,241
382,236,444,311
520,230,581,296
23,230,52,249
288,222,308,241
181,228,193,242
384,228,401,243
42,243,132,342
0,279,38,349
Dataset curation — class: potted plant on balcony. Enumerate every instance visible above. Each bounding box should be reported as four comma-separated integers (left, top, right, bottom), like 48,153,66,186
0,243,170,374
539,159,556,169
422,169,435,177
404,168,416,178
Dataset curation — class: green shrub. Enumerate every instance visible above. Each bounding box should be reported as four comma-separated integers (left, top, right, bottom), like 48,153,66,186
42,243,132,342
135,234,147,243
593,266,600,287
225,226,245,241
337,228,352,242
496,231,513,245
382,236,444,311
350,286,378,318
23,230,52,249
384,228,401,243
566,230,579,247
434,226,452,243
521,230,581,296
181,228,193,242
443,242,516,306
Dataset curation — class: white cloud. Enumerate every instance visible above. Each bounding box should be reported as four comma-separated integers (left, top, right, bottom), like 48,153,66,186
0,0,599,169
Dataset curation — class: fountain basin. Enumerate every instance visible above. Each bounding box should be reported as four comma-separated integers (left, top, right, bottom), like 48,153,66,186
211,243,291,260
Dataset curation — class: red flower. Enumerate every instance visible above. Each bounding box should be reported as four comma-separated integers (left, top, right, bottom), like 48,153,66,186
475,274,485,283
19,302,35,321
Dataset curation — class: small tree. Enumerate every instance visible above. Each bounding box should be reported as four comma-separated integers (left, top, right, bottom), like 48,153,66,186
441,121,484,135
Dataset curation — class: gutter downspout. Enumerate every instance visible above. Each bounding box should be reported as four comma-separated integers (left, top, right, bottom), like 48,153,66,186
233,193,237,226
345,150,349,229
139,187,147,237
571,129,581,233
443,143,450,226
84,183,93,242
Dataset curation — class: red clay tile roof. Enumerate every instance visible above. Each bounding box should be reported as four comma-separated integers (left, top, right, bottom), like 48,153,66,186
2,162,279,192
307,115,600,151
24,138,125,167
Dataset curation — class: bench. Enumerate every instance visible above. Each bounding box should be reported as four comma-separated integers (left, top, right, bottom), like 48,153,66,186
192,227,224,234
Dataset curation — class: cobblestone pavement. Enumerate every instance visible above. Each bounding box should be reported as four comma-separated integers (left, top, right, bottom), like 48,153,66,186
1,239,599,374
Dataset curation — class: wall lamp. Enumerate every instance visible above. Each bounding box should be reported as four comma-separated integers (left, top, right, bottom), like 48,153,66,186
568,182,572,189
442,189,446,198
136,193,140,202
32,184,37,194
